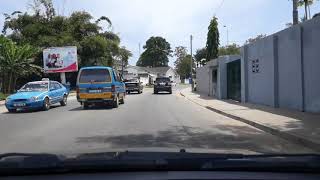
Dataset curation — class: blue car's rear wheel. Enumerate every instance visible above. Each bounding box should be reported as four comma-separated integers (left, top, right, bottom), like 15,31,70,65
42,97,50,111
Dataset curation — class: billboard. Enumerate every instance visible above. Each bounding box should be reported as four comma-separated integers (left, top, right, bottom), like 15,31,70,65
43,46,78,73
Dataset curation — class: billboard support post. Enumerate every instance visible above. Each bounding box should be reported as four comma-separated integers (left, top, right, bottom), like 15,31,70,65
60,72,66,84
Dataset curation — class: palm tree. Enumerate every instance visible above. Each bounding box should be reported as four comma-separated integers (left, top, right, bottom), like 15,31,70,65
0,36,41,93
298,0,317,20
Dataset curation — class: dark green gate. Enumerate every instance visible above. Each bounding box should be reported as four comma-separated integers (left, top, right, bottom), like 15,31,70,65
227,59,241,101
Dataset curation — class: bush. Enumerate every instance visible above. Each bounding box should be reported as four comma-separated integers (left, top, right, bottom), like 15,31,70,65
0,92,8,100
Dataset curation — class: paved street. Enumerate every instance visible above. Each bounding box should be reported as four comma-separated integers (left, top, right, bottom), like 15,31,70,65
0,85,314,155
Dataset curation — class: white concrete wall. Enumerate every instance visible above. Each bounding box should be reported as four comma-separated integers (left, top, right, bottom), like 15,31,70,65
302,17,320,112
277,26,303,110
196,66,210,95
246,36,276,107
242,16,320,112
196,56,240,98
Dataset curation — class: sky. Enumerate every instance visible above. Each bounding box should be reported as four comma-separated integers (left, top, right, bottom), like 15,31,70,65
1,0,319,66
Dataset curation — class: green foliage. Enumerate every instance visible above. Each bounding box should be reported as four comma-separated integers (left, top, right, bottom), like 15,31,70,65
206,16,219,63
194,48,207,67
0,36,41,93
137,36,172,67
298,0,316,19
218,43,240,56
1,0,131,88
174,46,194,80
175,55,193,80
0,92,9,100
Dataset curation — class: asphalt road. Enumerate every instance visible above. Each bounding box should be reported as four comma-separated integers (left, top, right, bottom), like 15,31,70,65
0,85,314,155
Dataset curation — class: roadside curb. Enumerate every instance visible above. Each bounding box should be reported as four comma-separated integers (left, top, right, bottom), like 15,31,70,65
0,100,4,107
180,91,320,152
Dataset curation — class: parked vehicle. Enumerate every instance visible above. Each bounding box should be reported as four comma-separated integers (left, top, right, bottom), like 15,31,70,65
5,79,68,112
76,66,125,109
154,77,172,94
124,78,143,94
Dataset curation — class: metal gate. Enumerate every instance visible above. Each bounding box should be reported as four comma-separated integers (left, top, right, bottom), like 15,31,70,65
227,59,241,101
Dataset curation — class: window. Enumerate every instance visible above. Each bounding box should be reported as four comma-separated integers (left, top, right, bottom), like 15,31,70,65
79,69,111,83
54,82,61,89
49,82,55,90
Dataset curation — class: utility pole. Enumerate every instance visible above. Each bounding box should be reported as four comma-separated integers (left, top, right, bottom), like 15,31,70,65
121,57,124,77
293,0,299,25
223,25,229,46
190,35,194,91
139,43,141,57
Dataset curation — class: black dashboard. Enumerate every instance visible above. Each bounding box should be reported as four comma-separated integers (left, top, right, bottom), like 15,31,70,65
3,171,320,180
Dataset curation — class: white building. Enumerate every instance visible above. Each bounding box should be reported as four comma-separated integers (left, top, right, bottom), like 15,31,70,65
123,65,180,85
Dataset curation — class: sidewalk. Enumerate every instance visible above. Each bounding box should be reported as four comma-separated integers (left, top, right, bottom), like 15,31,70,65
180,88,320,152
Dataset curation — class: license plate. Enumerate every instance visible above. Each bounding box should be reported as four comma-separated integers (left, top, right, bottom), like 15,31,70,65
89,89,101,93
14,103,26,107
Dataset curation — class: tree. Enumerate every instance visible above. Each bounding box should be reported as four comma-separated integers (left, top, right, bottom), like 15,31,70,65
114,47,132,74
245,34,267,44
0,36,41,93
28,0,56,20
174,46,188,61
218,43,240,56
205,16,219,63
175,54,194,80
194,48,207,67
298,0,318,20
174,46,193,80
2,1,131,88
137,36,172,67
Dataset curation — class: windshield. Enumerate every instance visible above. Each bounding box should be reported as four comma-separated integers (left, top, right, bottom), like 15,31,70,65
1,0,320,171
125,79,139,83
156,77,170,82
79,69,111,83
19,82,48,92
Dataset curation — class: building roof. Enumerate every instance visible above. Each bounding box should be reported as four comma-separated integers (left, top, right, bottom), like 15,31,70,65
125,65,179,77
80,66,113,70
141,67,171,75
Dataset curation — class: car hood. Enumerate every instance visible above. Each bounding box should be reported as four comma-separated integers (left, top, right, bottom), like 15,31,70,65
8,91,46,99
33,147,260,156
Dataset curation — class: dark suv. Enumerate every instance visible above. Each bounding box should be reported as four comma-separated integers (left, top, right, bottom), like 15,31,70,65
154,77,172,94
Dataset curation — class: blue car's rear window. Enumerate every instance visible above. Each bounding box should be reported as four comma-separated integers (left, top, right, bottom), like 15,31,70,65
79,69,111,83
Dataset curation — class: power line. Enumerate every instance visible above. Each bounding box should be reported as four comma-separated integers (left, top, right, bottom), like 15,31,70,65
213,0,225,16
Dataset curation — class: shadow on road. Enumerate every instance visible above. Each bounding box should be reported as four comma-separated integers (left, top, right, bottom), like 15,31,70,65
2,105,62,114
69,105,113,111
75,125,314,154
153,92,172,95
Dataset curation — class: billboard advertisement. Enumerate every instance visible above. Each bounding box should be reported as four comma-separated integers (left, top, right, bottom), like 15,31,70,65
43,46,78,73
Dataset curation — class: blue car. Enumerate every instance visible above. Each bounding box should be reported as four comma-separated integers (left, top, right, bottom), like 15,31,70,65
5,80,69,112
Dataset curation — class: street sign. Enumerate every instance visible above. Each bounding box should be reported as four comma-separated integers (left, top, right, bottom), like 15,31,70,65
43,46,78,73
